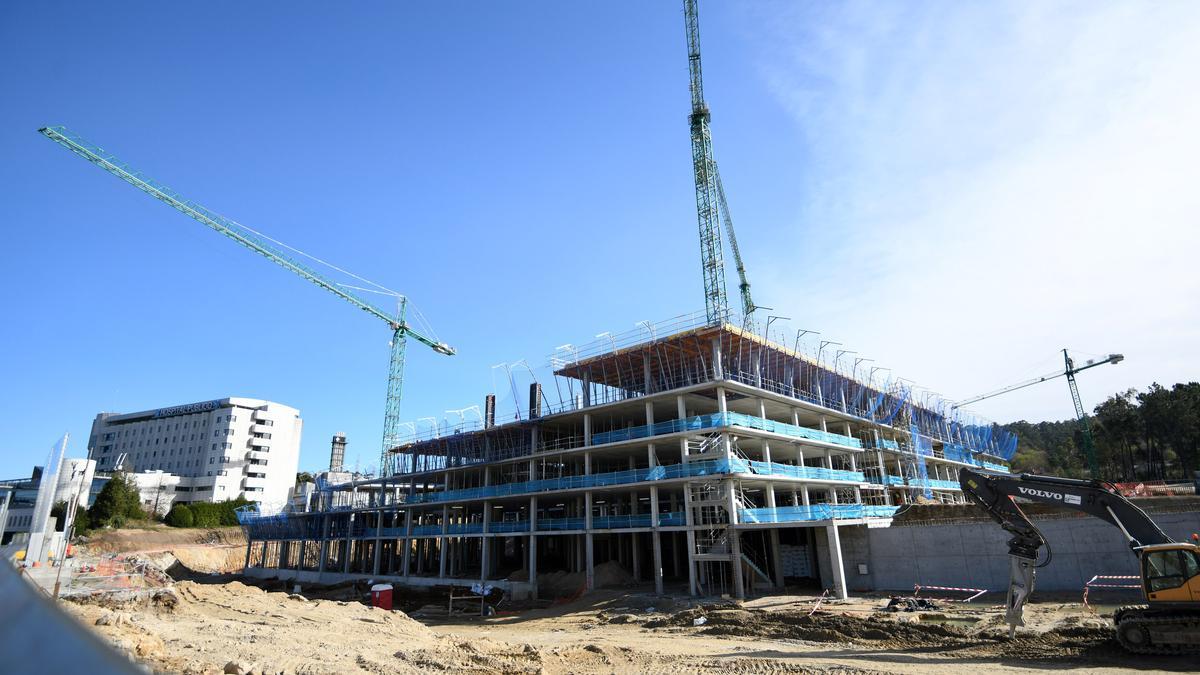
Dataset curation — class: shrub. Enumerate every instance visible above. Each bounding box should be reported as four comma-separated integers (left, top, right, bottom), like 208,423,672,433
166,504,194,528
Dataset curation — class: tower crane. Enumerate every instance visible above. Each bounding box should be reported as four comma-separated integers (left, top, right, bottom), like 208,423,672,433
684,0,759,321
684,0,729,325
39,126,454,479
714,163,756,316
952,349,1124,478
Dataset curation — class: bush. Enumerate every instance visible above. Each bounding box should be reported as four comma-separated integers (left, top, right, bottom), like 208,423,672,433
90,473,145,528
73,507,91,534
166,504,194,527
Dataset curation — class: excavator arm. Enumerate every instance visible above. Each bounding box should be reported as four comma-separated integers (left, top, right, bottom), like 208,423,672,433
959,468,1173,635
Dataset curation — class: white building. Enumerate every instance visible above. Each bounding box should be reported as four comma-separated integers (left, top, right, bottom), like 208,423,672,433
87,398,302,510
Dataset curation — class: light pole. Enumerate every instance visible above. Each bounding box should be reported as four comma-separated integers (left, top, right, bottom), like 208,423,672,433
852,357,874,382
765,315,790,343
834,349,856,373
817,340,841,365
418,417,439,439
491,362,520,419
636,320,656,342
793,329,818,355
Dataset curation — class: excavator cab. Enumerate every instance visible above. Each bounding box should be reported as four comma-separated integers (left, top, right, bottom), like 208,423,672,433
1141,544,1200,603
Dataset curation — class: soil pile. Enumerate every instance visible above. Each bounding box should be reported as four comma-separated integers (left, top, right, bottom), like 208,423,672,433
643,604,1124,662
509,560,636,597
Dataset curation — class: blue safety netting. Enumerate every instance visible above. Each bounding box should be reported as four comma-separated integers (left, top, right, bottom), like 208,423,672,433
591,412,863,450
739,504,899,523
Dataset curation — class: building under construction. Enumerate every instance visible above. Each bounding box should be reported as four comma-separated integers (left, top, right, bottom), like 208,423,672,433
239,313,1016,600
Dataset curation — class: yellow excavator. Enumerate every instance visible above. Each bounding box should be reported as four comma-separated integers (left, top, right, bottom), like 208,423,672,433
960,468,1200,654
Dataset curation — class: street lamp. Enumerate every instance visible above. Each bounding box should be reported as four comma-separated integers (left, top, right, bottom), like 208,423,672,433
765,315,790,343
793,329,818,355
636,320,656,342
834,349,856,372
852,357,874,381
817,340,841,364
418,417,439,438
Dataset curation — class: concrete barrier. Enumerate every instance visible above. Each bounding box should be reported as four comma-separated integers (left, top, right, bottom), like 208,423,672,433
817,510,1200,593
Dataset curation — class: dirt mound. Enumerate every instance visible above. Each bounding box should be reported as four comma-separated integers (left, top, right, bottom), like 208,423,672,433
79,526,245,555
509,560,636,598
644,604,1126,662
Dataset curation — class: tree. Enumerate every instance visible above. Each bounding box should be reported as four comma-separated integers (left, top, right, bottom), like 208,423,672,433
50,500,67,532
90,473,145,528
166,504,194,528
296,472,314,485
73,507,91,534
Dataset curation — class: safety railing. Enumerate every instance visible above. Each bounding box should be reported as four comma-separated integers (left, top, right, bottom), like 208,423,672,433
590,412,862,450
738,504,899,523
905,478,962,490
866,475,907,486
744,459,865,483
404,456,865,506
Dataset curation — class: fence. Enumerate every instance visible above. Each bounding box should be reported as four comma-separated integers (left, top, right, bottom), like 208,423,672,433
1082,574,1141,610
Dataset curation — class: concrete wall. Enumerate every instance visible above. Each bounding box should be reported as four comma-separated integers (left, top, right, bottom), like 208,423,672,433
826,511,1200,593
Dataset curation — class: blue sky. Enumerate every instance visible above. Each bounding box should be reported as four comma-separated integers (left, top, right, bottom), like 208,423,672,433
2,2,1197,478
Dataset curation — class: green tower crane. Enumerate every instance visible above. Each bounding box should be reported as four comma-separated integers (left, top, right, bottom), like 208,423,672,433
952,349,1124,478
684,0,730,325
39,126,454,479
684,0,758,321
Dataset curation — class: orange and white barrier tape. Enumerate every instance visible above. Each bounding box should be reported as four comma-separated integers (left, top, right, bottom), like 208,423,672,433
913,584,987,602
1082,574,1140,611
808,588,831,616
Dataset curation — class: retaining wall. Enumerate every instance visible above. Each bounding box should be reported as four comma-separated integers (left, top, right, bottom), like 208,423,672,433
820,510,1200,593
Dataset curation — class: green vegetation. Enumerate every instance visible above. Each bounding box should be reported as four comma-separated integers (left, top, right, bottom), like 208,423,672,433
164,497,251,528
296,471,314,485
165,503,194,527
89,472,147,529
1006,381,1200,481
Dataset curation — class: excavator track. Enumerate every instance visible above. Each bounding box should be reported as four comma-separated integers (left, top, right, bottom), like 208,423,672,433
1114,606,1200,654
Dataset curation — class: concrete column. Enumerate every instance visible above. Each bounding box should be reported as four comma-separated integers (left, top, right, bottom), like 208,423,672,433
844,423,852,438
825,524,848,600
683,485,697,596
402,509,413,577
651,530,664,595
801,485,810,506
438,505,449,578
481,500,492,581
583,413,592,446
769,529,785,588
730,528,745,600
716,387,728,414
791,408,801,427
317,515,330,575
585,491,595,591
712,336,724,379
643,352,654,394
819,417,828,434
529,495,538,599
372,535,382,576
342,537,352,574
677,394,687,421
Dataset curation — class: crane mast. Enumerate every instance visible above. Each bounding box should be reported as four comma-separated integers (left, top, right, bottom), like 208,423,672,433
39,126,454,479
952,348,1123,478
1064,349,1102,479
714,163,755,316
684,0,729,325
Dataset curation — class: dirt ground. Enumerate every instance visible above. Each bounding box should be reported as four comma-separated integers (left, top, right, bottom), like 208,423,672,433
58,528,1196,674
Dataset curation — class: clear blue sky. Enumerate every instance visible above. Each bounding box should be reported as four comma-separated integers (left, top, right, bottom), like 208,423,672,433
2,2,1197,478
